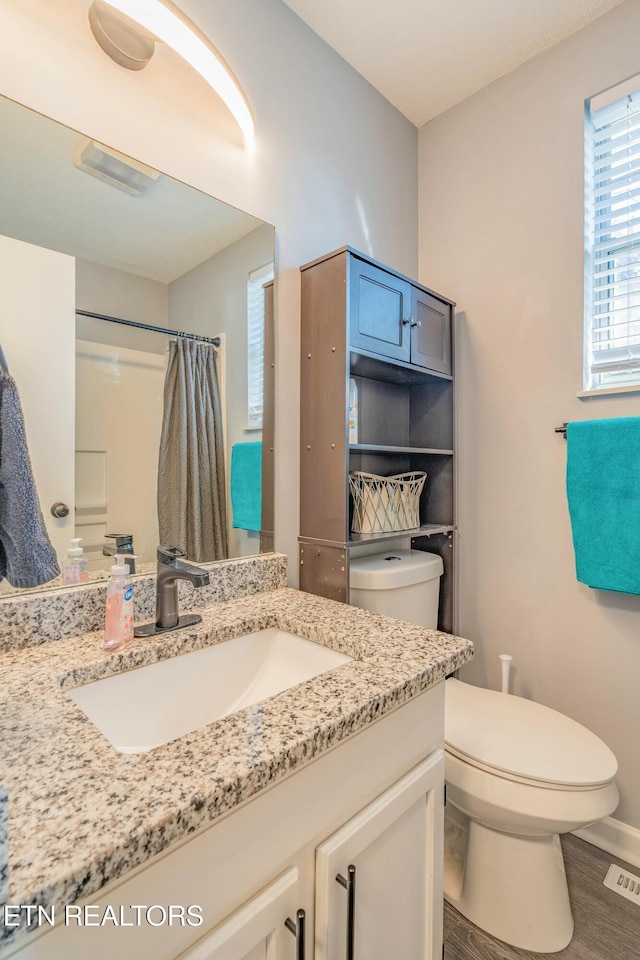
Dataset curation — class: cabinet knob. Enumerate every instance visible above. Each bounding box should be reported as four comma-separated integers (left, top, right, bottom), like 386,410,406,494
401,317,412,325
285,908,306,960
336,864,356,960
50,502,70,518
410,319,422,328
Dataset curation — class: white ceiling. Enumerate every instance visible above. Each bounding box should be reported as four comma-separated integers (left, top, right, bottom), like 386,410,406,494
0,95,264,283
282,0,626,126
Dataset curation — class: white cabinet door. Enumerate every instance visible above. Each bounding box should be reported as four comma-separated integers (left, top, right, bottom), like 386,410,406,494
176,867,303,960
315,750,444,960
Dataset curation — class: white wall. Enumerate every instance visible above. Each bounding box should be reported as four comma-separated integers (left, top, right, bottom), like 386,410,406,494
0,0,418,577
169,223,274,558
418,0,640,828
76,258,169,353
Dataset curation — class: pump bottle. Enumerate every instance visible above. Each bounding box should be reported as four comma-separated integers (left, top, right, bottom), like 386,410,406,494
61,538,89,585
103,554,135,651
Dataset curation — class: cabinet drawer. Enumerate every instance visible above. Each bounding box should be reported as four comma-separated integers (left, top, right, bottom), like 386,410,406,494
410,288,452,375
349,257,411,362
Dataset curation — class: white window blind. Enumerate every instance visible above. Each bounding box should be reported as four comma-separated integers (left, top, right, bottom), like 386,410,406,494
585,82,640,389
247,262,274,426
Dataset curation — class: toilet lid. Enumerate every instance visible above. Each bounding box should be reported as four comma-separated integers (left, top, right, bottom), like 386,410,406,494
445,679,617,787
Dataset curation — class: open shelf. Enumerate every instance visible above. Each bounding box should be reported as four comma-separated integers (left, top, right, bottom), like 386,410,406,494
350,348,453,386
349,523,455,546
350,443,453,456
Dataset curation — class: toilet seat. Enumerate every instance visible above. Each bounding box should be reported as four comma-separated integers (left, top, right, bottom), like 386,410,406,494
445,678,617,789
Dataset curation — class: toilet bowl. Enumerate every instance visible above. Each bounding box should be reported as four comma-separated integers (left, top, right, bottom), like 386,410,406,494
444,678,618,953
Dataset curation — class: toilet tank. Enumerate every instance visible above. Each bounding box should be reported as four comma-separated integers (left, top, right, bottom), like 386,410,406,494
349,549,444,628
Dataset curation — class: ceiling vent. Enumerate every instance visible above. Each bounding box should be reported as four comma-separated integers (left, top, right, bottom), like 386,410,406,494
74,140,160,196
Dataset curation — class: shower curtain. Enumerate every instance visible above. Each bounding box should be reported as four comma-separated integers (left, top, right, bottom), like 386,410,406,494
158,337,228,562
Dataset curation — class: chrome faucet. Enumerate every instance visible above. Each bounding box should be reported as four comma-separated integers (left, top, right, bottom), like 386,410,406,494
134,545,210,638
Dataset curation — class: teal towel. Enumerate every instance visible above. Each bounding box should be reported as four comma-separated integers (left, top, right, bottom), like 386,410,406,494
231,442,262,531
567,417,640,594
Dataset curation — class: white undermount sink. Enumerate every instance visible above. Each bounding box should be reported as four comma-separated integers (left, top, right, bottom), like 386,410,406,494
68,628,352,754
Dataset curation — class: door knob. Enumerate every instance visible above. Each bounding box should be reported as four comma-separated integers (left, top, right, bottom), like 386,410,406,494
50,502,70,518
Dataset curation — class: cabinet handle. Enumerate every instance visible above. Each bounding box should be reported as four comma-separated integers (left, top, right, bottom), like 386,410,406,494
410,319,422,328
336,864,356,960
402,317,412,325
285,908,306,960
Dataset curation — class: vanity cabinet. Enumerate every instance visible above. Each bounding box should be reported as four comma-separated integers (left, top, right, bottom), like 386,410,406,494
178,868,302,960
299,246,457,632
9,685,444,960
315,752,443,960
191,752,443,960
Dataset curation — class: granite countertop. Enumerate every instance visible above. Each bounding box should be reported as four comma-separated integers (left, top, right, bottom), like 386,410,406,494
0,586,472,950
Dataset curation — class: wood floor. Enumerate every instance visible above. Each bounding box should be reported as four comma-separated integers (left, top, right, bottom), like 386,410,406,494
444,835,640,960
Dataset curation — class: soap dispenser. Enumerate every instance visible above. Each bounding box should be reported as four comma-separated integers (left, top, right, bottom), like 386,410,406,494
103,554,135,651
61,538,89,585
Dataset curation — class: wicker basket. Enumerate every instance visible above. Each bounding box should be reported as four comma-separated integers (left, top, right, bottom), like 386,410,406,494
349,471,427,534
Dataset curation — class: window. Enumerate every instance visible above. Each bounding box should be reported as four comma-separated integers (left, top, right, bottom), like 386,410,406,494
246,262,274,427
585,78,640,391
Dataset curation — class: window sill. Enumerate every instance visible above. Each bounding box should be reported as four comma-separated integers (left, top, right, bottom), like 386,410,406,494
578,385,640,399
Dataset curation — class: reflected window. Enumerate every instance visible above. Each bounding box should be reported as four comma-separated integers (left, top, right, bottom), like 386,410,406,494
247,262,274,427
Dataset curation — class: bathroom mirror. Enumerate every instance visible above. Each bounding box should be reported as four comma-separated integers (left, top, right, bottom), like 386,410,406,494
0,94,275,594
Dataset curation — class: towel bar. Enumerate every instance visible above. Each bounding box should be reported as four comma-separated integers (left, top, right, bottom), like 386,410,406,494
555,423,568,439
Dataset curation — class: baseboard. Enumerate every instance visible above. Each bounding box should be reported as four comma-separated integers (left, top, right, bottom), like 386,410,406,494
573,816,640,869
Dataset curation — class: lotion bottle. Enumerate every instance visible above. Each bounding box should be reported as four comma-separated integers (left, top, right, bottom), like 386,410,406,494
61,538,89,585
103,554,134,651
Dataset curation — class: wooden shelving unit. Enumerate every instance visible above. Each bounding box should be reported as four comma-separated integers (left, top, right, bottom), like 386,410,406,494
299,246,457,633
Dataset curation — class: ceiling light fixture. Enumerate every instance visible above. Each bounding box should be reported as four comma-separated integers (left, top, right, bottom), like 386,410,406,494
74,139,161,195
88,0,254,147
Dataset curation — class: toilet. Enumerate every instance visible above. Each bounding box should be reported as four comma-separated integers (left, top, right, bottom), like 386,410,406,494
349,550,619,954
444,678,618,953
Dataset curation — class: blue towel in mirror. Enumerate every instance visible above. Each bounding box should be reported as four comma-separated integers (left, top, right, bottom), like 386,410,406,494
230,442,262,532
566,417,640,594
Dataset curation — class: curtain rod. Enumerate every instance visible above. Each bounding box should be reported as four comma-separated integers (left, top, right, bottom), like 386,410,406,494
76,309,221,348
